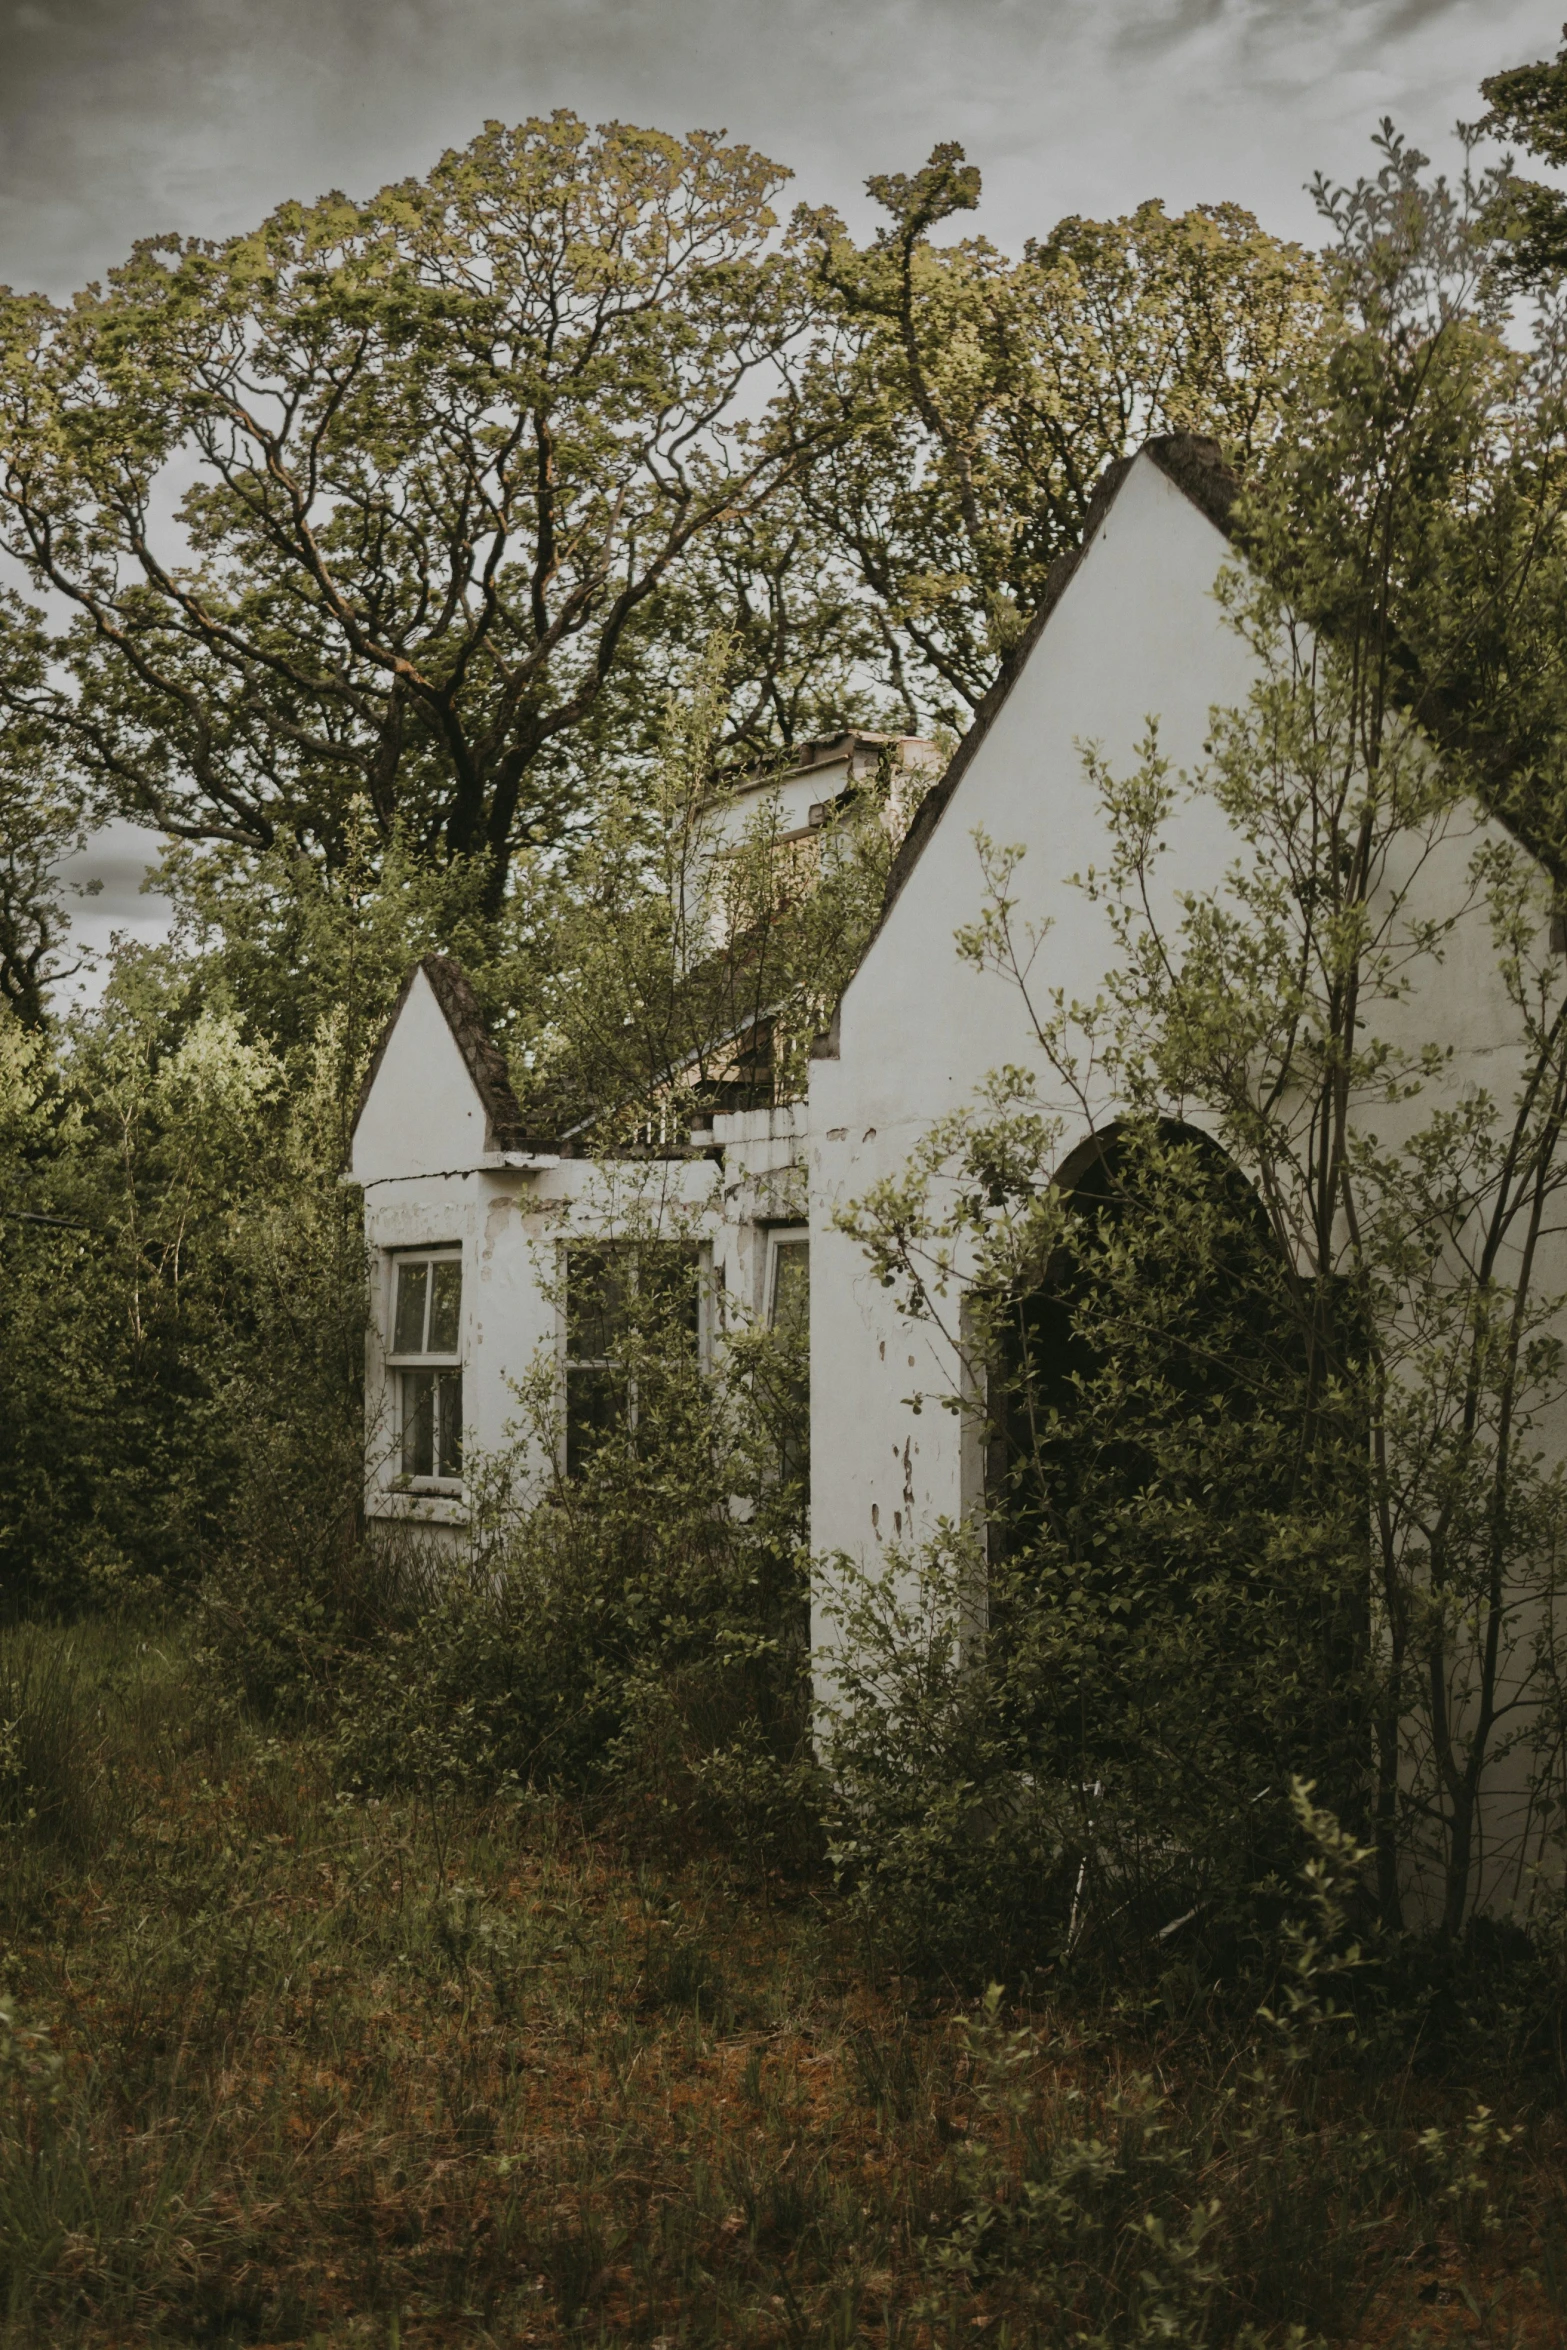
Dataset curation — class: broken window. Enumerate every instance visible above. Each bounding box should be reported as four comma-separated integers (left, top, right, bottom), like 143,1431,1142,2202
563,1242,701,1476
387,1250,464,1484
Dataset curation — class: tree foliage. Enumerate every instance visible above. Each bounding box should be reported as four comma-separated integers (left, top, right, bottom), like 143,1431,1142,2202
0,117,1331,914
0,115,826,909
518,632,929,1140
789,157,1325,726
13,76,1567,1969
828,122,1567,1952
0,594,92,1027
1242,122,1567,879
1483,27,1567,287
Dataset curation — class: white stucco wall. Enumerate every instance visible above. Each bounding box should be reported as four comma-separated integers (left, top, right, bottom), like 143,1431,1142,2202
808,454,1260,1590
351,965,497,1185
344,445,1567,1918
805,448,1567,1915
1370,808,1567,1913
349,975,807,1547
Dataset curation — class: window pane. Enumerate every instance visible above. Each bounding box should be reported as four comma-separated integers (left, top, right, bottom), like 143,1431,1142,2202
567,1247,628,1362
769,1242,810,1486
566,1366,627,1475
437,1368,463,1478
771,1240,809,1332
401,1369,434,1478
428,1259,462,1354
393,1261,428,1356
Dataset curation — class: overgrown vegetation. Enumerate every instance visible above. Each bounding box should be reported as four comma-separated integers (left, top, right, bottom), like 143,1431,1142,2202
826,101,1567,1971
316,1204,819,1874
1,1620,1565,2347
4,30,1567,2343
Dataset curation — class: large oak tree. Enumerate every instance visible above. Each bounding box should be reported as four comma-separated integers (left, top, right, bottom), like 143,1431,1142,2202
0,114,830,910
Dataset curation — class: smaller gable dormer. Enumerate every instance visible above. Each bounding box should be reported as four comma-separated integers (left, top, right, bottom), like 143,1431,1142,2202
349,956,534,1187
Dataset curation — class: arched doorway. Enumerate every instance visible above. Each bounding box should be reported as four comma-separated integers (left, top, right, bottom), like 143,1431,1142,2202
981,1119,1367,1938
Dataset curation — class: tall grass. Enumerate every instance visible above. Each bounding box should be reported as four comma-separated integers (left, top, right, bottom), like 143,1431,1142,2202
0,1619,1561,2346
0,1625,113,1857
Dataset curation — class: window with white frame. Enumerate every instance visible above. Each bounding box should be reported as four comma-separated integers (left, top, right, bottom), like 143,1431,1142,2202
387,1250,464,1485
563,1242,702,1476
768,1228,808,1329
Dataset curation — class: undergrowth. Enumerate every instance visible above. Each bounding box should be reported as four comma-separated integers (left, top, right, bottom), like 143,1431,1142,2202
1,1619,1565,2347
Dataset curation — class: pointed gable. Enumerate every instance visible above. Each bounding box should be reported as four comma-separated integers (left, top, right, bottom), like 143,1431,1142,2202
812,436,1255,1119
853,435,1239,992
349,956,534,1185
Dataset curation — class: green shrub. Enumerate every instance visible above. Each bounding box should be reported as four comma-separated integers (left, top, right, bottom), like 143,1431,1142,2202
817,1528,1073,1982
822,1457,1373,1993
830,1122,1374,1984
330,1270,820,1868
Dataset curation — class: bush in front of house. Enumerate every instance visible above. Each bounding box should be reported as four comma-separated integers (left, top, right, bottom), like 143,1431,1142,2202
327,1266,821,1873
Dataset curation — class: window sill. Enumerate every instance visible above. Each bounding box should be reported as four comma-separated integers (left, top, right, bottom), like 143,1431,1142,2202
367,1489,469,1528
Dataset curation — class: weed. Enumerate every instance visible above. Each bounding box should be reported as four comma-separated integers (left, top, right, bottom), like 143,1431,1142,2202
0,1620,1556,2348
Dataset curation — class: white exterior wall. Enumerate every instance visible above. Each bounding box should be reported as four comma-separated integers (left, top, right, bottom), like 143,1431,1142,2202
1371,812,1567,1913
687,738,938,954
701,736,938,859
348,449,1567,1915
350,982,806,1548
351,966,498,1183
805,447,1567,1915
705,749,855,853
808,456,1259,1592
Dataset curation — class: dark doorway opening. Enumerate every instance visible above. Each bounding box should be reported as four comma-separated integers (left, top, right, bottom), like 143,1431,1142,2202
981,1120,1369,1922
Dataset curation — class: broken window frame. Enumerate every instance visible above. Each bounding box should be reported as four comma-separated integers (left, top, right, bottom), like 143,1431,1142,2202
766,1226,809,1326
765,1226,810,1489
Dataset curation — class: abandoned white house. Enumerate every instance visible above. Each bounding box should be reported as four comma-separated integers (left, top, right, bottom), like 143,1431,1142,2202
346,433,1567,1919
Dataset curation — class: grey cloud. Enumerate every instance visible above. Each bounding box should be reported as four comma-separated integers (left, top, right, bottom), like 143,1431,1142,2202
52,818,173,1006
0,0,1553,303
1105,0,1477,51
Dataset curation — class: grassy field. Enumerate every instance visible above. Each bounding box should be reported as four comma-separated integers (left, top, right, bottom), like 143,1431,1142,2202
1,1619,1565,2347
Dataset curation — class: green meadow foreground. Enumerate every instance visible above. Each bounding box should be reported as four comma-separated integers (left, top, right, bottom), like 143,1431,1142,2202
0,1623,1564,2348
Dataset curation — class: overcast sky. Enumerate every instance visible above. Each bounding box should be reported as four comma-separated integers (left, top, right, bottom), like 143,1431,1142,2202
4,0,1557,984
